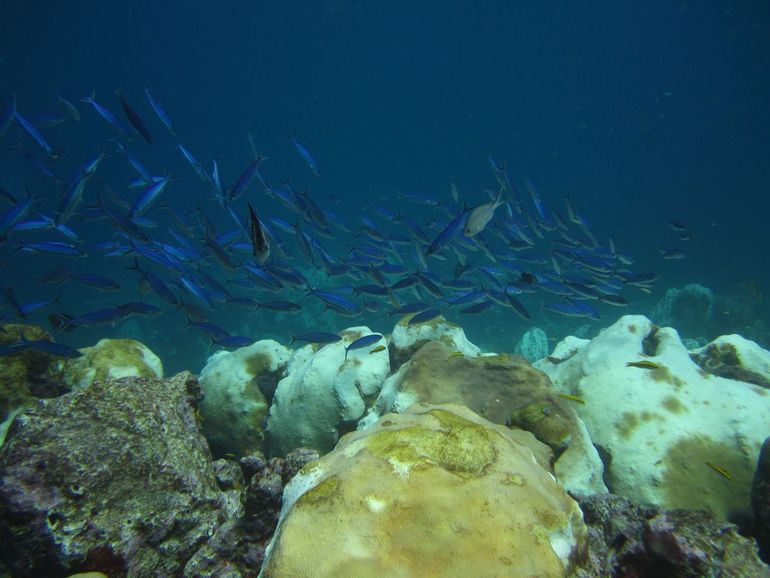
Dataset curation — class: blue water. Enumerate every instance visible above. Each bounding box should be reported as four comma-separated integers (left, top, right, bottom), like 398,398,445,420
1,1,768,373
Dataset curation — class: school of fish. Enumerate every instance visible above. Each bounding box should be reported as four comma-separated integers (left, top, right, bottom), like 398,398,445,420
0,88,679,358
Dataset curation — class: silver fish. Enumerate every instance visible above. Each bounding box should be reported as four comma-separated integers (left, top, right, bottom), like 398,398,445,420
464,190,504,237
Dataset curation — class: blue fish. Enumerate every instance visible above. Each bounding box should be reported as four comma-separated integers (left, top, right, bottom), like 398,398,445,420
117,90,153,144
212,335,254,349
288,332,342,348
68,272,120,292
49,307,127,331
230,155,266,202
16,240,85,257
427,209,468,256
290,134,320,177
177,144,210,182
0,335,83,358
257,300,302,312
57,94,80,122
0,94,17,141
82,92,132,136
0,193,34,239
344,333,384,360
408,308,442,325
130,175,171,217
144,88,176,134
15,110,58,158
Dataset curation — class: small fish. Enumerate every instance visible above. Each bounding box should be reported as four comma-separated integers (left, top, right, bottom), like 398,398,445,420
345,333,383,360
705,462,734,481
248,203,271,265
117,90,153,144
408,308,441,325
558,393,586,404
177,144,210,182
230,154,266,202
81,92,131,136
626,360,660,370
15,110,58,158
427,208,468,256
460,300,494,314
57,94,80,121
448,351,465,359
369,345,386,354
599,294,629,307
290,134,320,176
289,332,342,348
16,240,85,257
130,175,171,217
464,189,504,237
658,247,685,260
257,300,302,312
667,220,689,232
212,335,254,349
0,94,17,141
0,335,83,358
144,87,176,134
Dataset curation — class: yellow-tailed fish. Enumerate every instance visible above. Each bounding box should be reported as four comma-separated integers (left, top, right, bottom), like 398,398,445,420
558,393,586,404
626,360,660,369
705,462,734,481
448,351,465,359
369,345,386,354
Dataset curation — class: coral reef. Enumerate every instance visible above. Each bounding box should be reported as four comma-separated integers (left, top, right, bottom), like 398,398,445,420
61,337,163,388
651,283,714,342
691,333,770,387
260,403,587,577
537,315,770,525
389,314,480,368
515,326,549,362
362,340,606,494
198,339,290,457
266,327,390,457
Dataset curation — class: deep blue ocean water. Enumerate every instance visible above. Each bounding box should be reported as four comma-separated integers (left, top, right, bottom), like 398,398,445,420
1,1,768,374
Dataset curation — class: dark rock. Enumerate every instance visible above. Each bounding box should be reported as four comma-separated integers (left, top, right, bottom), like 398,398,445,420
0,371,229,577
212,459,245,492
753,437,770,563
574,493,770,577
239,451,268,483
185,448,319,576
0,323,67,428
243,449,319,541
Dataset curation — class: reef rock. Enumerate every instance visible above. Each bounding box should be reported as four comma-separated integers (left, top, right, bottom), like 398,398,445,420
266,327,389,457
389,314,480,368
260,403,587,578
514,326,549,362
0,371,233,578
691,333,770,388
537,314,770,524
199,339,290,457
0,324,68,445
362,340,606,495
575,493,770,577
753,437,770,564
651,283,714,342
184,448,319,576
61,337,163,389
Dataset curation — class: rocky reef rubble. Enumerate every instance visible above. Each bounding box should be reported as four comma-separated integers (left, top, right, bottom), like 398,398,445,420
1,316,770,576
0,369,315,577
576,493,770,577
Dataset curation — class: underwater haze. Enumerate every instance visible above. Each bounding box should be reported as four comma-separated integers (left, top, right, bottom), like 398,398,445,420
1,1,769,373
